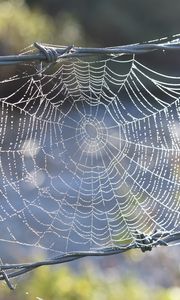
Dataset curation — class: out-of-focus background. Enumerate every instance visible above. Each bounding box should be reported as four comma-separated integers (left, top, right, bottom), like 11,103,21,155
0,0,180,299
1,0,180,53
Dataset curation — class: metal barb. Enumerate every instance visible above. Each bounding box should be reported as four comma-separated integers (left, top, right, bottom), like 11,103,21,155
135,230,154,252
135,229,169,252
34,43,74,63
0,271,14,290
34,42,59,63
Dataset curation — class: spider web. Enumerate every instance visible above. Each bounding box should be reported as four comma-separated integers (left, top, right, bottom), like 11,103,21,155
0,40,180,262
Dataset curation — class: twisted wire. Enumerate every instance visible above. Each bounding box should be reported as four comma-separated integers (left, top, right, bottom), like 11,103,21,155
1,230,180,289
0,38,180,65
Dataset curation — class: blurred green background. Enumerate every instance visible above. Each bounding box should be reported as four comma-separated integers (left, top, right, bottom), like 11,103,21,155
1,0,180,54
1,0,180,299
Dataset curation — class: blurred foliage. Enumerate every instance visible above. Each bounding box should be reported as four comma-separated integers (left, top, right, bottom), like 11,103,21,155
0,0,86,55
0,0,55,54
0,264,180,300
1,0,180,53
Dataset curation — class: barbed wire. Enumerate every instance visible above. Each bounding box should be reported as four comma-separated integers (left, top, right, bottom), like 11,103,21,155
0,38,180,65
1,230,180,289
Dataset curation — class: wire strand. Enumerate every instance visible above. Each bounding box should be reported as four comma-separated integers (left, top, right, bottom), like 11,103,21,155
1,230,180,289
0,38,180,65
